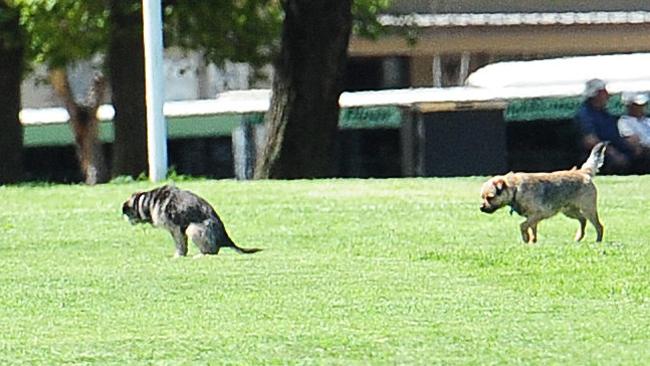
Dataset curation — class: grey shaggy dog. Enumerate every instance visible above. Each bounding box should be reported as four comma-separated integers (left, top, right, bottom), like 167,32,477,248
122,185,261,257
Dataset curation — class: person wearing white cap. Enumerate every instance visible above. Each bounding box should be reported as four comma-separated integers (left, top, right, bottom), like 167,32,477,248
617,92,650,171
575,78,634,173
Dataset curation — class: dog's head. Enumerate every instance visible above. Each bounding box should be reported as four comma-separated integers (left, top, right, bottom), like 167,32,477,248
122,192,147,225
480,176,514,214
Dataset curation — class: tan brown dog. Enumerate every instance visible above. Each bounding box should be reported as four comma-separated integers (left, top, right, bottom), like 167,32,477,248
480,142,607,243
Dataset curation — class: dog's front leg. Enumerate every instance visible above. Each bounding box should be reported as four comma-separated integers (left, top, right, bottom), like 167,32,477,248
519,221,530,243
520,218,539,244
528,224,538,243
170,229,189,257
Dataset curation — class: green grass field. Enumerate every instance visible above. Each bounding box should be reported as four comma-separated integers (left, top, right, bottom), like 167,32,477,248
2,177,650,365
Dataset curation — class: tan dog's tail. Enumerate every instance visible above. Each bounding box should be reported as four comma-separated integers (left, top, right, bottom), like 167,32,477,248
580,141,608,176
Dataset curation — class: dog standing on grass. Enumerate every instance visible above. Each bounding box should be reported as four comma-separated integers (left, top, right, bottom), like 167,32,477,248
480,142,608,243
122,185,261,257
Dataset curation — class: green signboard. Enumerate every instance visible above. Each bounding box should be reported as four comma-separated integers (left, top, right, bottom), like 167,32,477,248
339,106,403,129
505,94,625,122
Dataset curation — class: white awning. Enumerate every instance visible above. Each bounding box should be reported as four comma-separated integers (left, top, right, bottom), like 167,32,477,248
466,53,650,91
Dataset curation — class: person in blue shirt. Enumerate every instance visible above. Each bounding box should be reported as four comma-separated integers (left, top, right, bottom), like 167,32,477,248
575,78,635,173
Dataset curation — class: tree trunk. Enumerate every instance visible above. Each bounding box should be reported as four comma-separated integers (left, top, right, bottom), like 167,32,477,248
108,0,148,178
0,4,24,184
255,0,353,179
50,69,109,185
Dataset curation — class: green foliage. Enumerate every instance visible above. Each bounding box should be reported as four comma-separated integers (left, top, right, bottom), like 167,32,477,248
13,0,107,67
11,0,280,69
9,0,389,70
2,177,650,363
163,0,282,68
352,0,391,39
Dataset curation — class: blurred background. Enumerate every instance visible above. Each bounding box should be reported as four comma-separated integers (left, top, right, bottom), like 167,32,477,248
4,0,650,183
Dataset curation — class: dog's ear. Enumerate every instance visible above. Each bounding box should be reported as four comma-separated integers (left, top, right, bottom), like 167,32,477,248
122,201,130,214
493,178,507,194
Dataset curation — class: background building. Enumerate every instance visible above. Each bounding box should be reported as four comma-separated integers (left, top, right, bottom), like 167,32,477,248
347,0,650,89
19,1,650,181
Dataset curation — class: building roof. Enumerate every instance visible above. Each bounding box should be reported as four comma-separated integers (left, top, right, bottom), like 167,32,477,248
387,0,650,15
378,11,650,28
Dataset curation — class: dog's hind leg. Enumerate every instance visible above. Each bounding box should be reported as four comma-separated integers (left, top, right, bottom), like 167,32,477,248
583,210,604,242
186,221,220,255
562,207,587,242
575,218,587,242
579,197,604,242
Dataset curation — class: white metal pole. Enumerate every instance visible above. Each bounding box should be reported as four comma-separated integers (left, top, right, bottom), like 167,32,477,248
142,0,168,182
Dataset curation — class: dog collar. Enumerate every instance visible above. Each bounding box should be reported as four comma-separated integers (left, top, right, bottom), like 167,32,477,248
508,188,522,216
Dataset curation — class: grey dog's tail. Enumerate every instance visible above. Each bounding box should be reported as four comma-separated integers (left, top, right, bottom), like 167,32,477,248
580,141,608,177
229,242,263,254
224,232,262,254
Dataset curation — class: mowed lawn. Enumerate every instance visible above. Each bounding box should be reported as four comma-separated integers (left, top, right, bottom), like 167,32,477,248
2,177,650,364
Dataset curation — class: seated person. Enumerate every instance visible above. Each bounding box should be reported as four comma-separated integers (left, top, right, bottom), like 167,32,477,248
575,79,635,173
618,92,650,172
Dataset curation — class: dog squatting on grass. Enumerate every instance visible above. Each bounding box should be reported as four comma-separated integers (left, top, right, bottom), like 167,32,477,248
122,184,262,257
480,142,608,244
